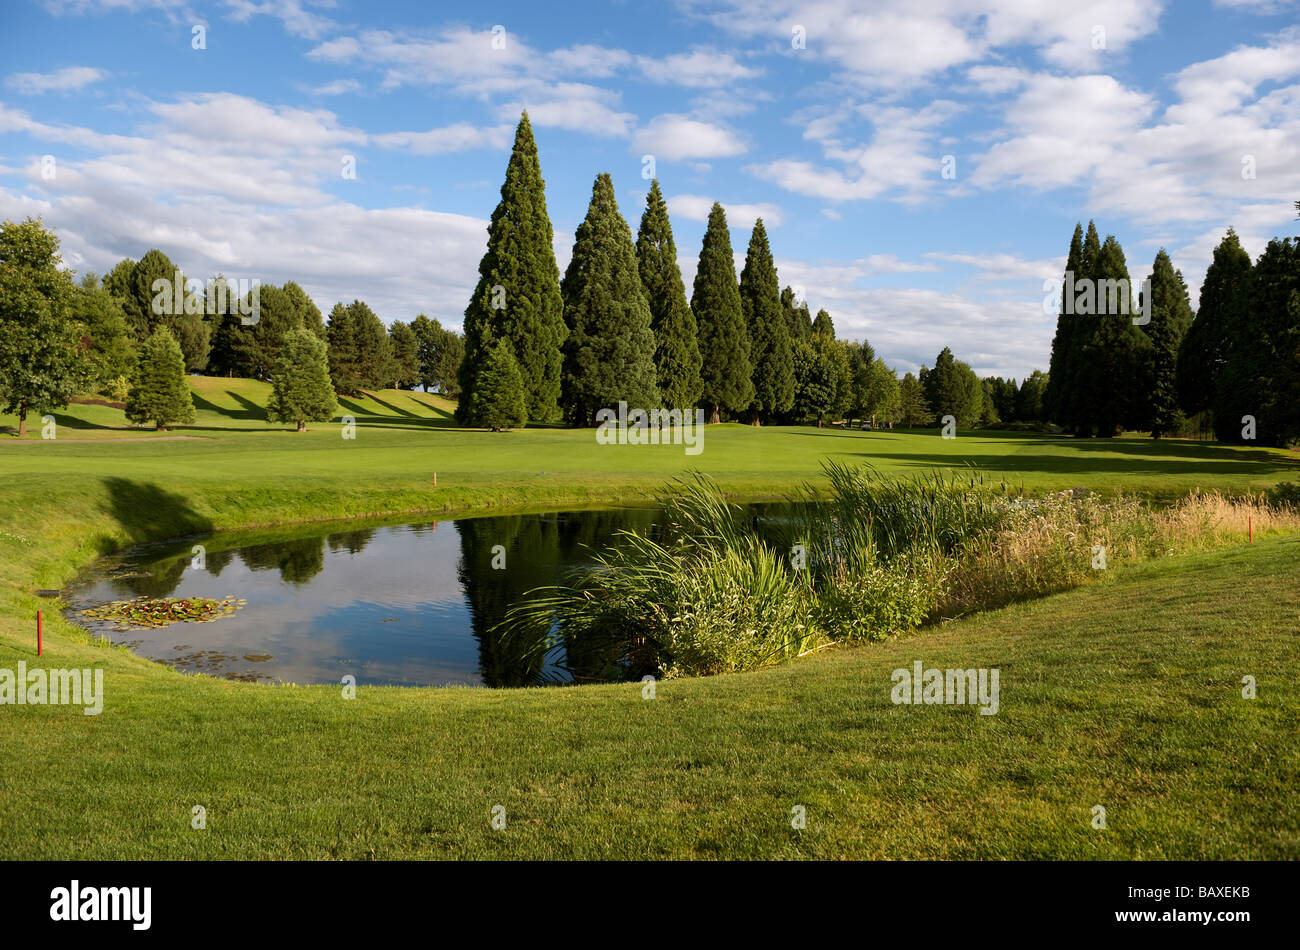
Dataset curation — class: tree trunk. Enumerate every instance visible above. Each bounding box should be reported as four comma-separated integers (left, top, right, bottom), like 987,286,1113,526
709,404,720,425
17,403,27,438
157,423,167,432
297,420,306,432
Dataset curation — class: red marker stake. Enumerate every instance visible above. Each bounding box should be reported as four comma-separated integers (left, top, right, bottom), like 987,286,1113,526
36,609,42,656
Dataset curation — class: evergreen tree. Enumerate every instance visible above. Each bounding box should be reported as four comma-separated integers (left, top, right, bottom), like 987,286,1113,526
920,347,982,427
559,173,659,425
412,314,440,391
691,202,752,423
740,218,794,424
266,328,337,431
435,326,464,398
389,320,420,389
351,300,394,390
1143,249,1193,437
781,286,813,341
1216,237,1300,446
1082,234,1151,436
108,249,211,371
125,326,195,430
471,339,528,431
636,180,702,411
0,218,93,436
897,372,932,426
1016,370,1048,422
459,112,566,424
812,308,834,340
326,302,362,395
1045,223,1085,431
71,275,136,392
1177,228,1251,418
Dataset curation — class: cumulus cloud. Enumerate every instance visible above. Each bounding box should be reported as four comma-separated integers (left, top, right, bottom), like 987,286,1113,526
633,114,747,161
5,66,108,94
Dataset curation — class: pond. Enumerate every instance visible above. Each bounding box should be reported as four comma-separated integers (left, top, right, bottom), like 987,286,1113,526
64,503,796,688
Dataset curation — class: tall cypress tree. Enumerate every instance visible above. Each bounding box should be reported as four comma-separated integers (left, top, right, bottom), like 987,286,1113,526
1177,228,1251,419
781,286,812,341
459,112,566,424
1143,249,1193,438
1045,222,1084,431
691,202,751,423
740,218,794,424
560,173,658,426
636,180,702,411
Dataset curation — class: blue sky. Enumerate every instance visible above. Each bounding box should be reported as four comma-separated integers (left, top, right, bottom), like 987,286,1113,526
2,0,1298,378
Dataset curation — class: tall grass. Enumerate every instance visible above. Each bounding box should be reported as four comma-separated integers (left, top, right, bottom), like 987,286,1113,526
495,466,1300,681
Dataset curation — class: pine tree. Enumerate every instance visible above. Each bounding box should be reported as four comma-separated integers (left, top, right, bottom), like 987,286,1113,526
1177,228,1251,419
740,218,794,424
471,339,528,431
326,302,361,395
266,329,337,431
781,287,813,341
691,202,751,423
1143,249,1193,437
921,347,982,427
350,300,394,390
459,112,566,424
636,180,702,411
812,308,834,340
1045,223,1084,430
389,320,420,389
897,372,932,426
1082,234,1151,436
125,326,195,431
560,173,658,425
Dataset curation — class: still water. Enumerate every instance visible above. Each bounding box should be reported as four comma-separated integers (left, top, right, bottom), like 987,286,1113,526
64,505,789,688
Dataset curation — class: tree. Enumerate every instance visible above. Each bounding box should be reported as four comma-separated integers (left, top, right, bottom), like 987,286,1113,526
559,173,659,426
636,180,702,412
1143,250,1193,437
841,340,876,424
740,218,794,424
897,372,931,426
978,378,1000,426
790,338,837,426
0,218,93,436
1045,223,1086,431
812,308,834,340
328,300,391,393
1177,228,1251,419
1015,370,1048,423
692,202,752,423
72,275,136,392
1082,234,1152,435
326,302,360,395
434,326,464,398
984,377,1018,423
471,339,527,431
459,112,567,424
781,286,813,341
920,347,982,428
125,326,195,430
389,320,420,389
107,249,211,371
862,358,900,426
266,329,337,431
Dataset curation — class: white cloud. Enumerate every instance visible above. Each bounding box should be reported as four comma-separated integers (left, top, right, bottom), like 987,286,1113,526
303,79,361,96
5,66,108,95
633,114,747,161
635,48,760,87
667,193,782,230
374,122,512,155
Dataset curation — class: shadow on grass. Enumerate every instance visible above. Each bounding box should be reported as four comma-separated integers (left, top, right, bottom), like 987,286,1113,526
97,477,214,553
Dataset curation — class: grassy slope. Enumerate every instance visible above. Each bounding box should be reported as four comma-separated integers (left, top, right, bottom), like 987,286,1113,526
1,380,1297,858
2,536,1296,859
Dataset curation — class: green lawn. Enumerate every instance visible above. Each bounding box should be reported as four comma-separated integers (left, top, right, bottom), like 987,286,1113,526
0,380,1297,859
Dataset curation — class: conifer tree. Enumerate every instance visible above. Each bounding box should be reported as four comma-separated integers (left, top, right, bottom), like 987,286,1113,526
1081,234,1151,436
1045,223,1084,430
897,372,932,426
326,302,361,395
691,202,751,423
266,329,337,431
459,112,566,424
1143,249,1193,437
125,326,195,431
1177,228,1251,418
781,286,812,341
561,173,658,425
812,308,835,340
471,339,528,431
389,320,420,389
740,218,794,424
636,180,702,411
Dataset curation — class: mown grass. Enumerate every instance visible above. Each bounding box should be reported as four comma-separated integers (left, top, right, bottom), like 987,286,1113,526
0,380,1297,859
1,536,1296,859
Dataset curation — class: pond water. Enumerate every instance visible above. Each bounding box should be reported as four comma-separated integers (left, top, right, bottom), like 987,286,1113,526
64,504,794,688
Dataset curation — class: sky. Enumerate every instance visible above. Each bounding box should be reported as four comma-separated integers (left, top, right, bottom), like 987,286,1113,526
1,0,1298,379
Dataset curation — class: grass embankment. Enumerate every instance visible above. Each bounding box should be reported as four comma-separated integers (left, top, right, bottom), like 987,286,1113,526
0,378,1297,858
